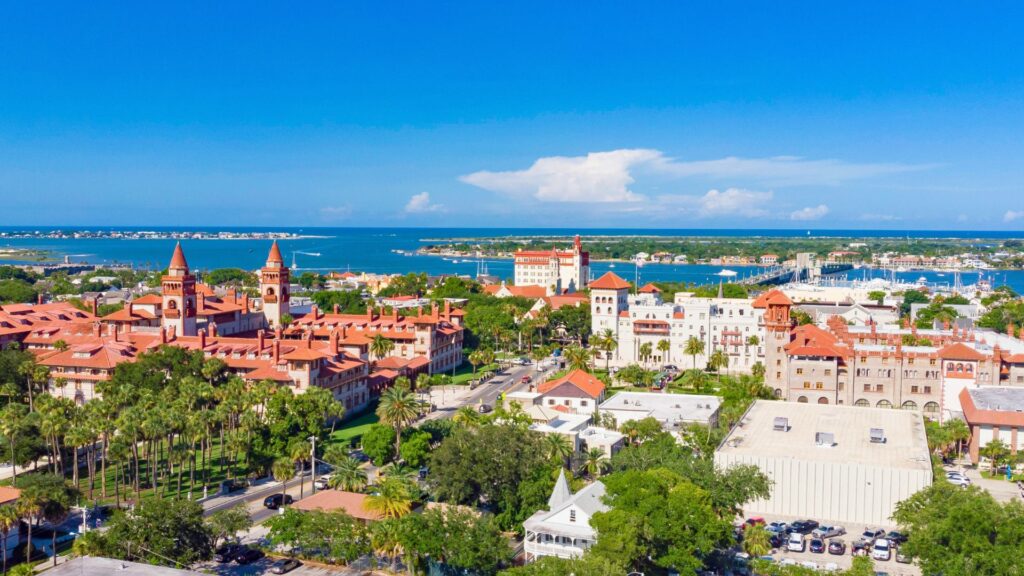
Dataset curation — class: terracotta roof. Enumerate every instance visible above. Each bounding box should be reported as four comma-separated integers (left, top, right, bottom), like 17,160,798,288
267,241,284,265
0,486,20,505
101,307,156,322
753,289,793,308
589,272,631,291
638,283,661,293
169,242,188,270
291,490,382,521
133,294,163,305
544,294,589,310
282,347,331,361
937,342,987,361
538,369,606,399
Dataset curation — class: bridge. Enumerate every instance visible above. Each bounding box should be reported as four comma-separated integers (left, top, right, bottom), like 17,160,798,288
737,262,854,286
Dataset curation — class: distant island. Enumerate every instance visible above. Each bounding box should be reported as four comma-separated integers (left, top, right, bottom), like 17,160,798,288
418,234,1024,270
0,229,324,240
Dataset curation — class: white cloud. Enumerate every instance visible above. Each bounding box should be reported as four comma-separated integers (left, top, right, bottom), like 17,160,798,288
790,204,830,221
460,149,929,204
318,205,352,221
1004,210,1024,223
657,188,774,218
404,192,445,213
460,149,656,203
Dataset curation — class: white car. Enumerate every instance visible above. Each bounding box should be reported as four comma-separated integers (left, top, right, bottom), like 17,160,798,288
871,538,892,561
812,525,845,539
314,476,330,490
787,533,806,552
947,474,971,487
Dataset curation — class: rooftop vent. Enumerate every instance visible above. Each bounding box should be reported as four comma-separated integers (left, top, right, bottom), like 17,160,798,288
773,417,790,432
815,432,836,447
869,428,887,444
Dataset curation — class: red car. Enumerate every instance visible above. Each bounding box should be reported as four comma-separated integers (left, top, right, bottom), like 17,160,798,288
742,517,766,530
521,375,532,384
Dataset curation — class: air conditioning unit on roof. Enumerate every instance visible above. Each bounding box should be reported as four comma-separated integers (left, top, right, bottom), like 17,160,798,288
773,417,789,432
815,431,835,447
870,428,886,443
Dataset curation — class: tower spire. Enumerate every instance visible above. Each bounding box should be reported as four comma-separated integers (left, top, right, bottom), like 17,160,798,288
266,240,284,267
169,242,189,273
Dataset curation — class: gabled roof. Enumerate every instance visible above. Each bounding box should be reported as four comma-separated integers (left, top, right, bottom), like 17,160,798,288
132,294,163,305
290,489,382,521
938,342,987,361
638,283,661,293
752,289,793,309
538,369,606,399
589,272,631,290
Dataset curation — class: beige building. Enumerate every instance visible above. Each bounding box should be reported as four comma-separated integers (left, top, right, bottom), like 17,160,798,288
715,400,932,527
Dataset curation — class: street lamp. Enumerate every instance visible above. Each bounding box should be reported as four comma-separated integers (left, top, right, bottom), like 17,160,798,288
308,435,317,494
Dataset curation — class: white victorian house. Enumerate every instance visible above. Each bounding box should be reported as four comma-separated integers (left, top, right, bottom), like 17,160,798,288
523,470,608,561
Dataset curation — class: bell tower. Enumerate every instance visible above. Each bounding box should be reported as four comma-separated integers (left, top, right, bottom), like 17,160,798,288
763,290,794,395
259,241,290,328
161,242,198,337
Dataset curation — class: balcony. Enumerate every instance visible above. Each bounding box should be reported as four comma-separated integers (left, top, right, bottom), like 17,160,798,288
524,541,588,560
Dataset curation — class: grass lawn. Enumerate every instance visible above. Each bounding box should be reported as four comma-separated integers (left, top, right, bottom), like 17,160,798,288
328,408,380,447
450,361,499,385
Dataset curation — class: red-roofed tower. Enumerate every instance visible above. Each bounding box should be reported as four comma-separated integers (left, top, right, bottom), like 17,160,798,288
763,290,793,395
161,242,198,336
259,241,291,328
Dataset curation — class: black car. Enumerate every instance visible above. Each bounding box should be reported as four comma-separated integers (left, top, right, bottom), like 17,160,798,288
214,543,243,563
349,450,370,463
769,533,787,549
828,540,847,555
809,538,825,553
235,547,265,565
790,520,819,534
886,530,908,545
263,493,294,509
270,558,302,574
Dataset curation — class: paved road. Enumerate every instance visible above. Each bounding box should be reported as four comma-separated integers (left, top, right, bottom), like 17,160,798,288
424,361,557,421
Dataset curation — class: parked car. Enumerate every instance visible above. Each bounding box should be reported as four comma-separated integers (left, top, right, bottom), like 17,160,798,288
851,540,871,556
787,533,806,552
742,517,766,530
219,479,244,495
271,558,302,574
827,540,847,555
263,494,294,509
896,549,912,564
886,530,908,545
809,538,826,554
235,547,265,565
314,476,330,490
214,544,243,563
791,520,820,534
871,538,892,561
767,521,789,534
861,528,886,542
478,403,493,414
349,450,370,462
770,533,787,549
812,525,845,539
947,475,971,487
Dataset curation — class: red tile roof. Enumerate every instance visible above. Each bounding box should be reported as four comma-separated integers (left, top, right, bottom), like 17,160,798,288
291,490,382,521
638,283,661,293
267,241,284,265
0,486,20,505
589,272,631,290
169,242,188,269
938,342,987,361
538,369,606,399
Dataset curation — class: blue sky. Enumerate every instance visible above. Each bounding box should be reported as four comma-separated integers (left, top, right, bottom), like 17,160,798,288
2,2,1023,229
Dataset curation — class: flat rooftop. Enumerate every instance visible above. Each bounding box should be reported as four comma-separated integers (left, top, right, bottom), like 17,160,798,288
600,391,721,424
47,557,205,576
968,387,1024,412
717,400,932,472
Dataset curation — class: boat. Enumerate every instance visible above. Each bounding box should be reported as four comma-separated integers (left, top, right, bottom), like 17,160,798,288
916,276,928,284
451,259,460,264
717,269,738,277
609,264,616,268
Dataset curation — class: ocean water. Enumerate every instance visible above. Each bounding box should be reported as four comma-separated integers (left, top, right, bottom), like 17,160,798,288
2,227,1023,292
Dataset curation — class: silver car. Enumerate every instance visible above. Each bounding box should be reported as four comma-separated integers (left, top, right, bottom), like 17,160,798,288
812,525,845,539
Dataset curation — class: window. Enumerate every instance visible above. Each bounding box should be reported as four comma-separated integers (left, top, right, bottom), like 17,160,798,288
824,369,832,376
815,382,823,389
581,400,588,407
924,386,932,394
854,398,870,407
796,368,804,375
911,386,919,393
569,509,576,522
803,382,811,389
877,400,893,409
901,400,918,411
863,384,871,392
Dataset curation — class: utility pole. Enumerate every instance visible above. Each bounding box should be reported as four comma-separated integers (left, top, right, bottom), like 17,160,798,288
309,435,317,494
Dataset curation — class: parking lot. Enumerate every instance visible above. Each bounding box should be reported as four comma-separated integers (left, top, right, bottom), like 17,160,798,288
741,516,922,576
195,556,374,576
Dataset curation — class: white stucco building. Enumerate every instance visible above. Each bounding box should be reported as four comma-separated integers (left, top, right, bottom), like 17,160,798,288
715,400,932,527
599,391,721,431
513,235,589,294
590,272,766,372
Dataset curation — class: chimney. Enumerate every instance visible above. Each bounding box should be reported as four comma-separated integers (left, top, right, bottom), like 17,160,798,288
227,288,237,302
306,331,313,349
127,301,134,318
161,327,168,344
329,330,339,355
198,292,206,310
199,329,207,349
258,329,265,351
37,293,43,305
393,306,399,322
431,302,439,319
943,320,950,331
210,322,217,337
113,323,120,342
275,327,282,340
333,304,339,315
444,301,451,320
241,292,249,311
417,305,423,317
273,339,281,364
94,323,102,337
367,305,374,321
91,298,99,317
311,305,319,320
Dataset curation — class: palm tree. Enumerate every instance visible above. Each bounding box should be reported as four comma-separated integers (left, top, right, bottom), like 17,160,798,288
40,483,75,567
453,406,480,427
620,420,641,445
370,334,395,362
656,339,671,366
415,373,432,404
376,387,420,454
15,492,40,563
468,350,485,375
0,403,29,483
943,418,970,467
272,456,294,508
746,335,760,348
584,447,608,478
364,476,413,519
289,439,312,499
744,524,772,557
370,519,404,569
544,433,573,469
980,439,1010,475
564,346,591,371
597,329,617,371
684,336,705,371
709,349,729,383
638,342,653,368
0,505,18,573
327,457,368,492
751,361,766,379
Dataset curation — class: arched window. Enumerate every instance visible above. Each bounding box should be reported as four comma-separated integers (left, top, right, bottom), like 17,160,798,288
167,300,177,310
956,363,964,372
966,364,973,373
877,400,893,409
797,396,808,403
774,388,783,398
266,287,276,296
923,401,940,414
854,399,870,407
901,400,918,411
817,397,829,405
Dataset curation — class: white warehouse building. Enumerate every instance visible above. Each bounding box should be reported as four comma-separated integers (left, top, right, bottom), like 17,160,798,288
714,400,932,527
